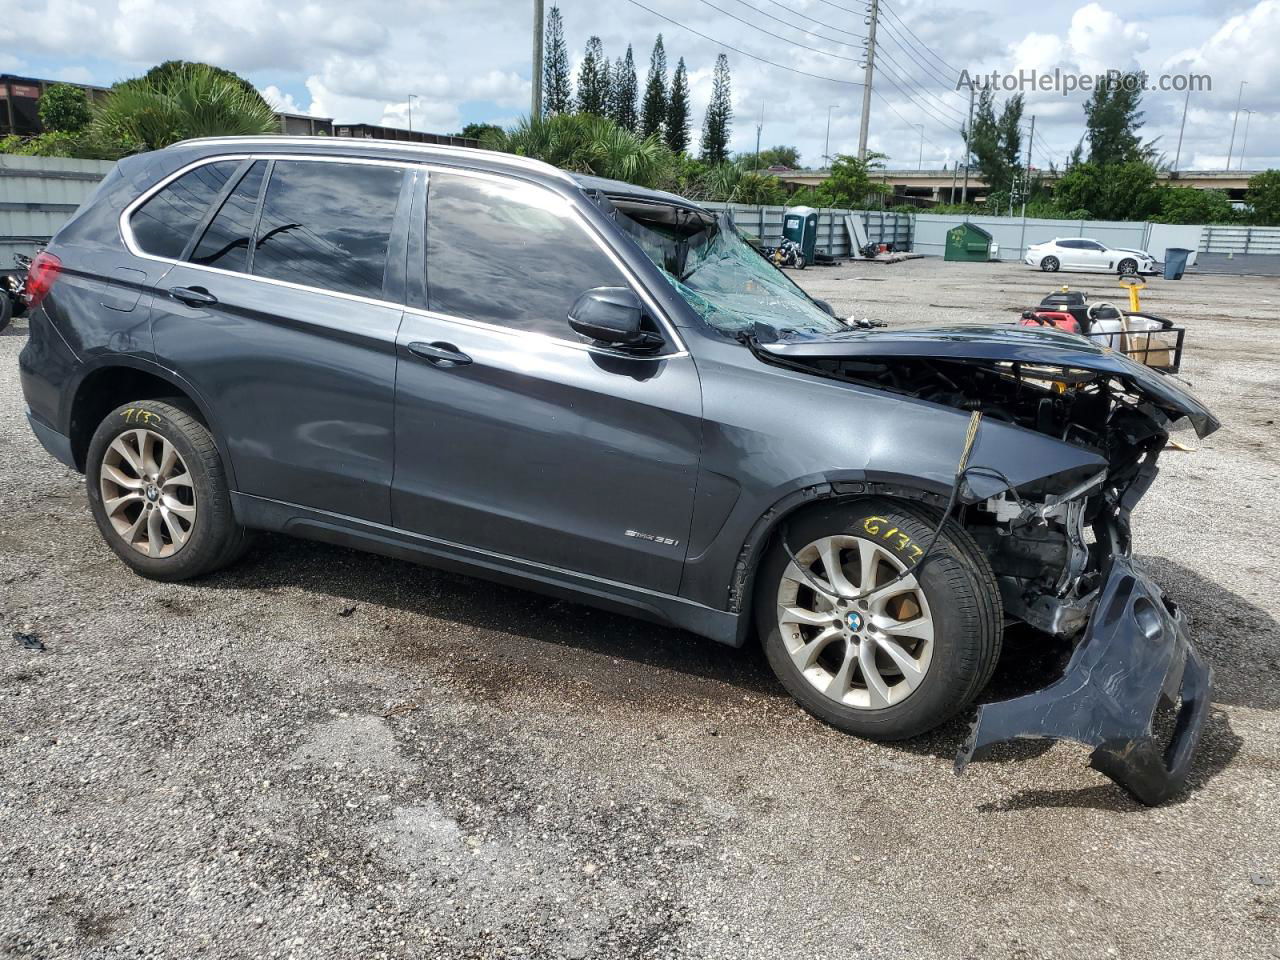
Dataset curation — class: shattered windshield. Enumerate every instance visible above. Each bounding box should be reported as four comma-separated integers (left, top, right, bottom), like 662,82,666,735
611,203,846,338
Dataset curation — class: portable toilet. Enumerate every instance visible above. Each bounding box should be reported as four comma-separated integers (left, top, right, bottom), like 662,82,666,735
944,222,995,262
782,206,819,262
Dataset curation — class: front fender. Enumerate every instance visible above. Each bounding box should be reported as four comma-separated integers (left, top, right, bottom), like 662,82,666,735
679,332,1109,613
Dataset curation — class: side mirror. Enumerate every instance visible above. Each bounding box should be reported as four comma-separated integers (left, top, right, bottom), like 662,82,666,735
568,287,659,348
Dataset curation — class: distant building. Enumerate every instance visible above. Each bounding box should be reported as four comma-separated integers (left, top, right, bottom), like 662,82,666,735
332,122,479,148
1,73,478,149
1,74,110,137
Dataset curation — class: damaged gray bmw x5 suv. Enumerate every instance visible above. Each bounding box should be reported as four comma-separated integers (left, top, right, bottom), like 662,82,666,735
19,137,1219,803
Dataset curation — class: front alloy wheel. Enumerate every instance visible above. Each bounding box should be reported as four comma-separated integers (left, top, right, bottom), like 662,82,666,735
756,500,1002,740
776,534,933,709
1041,256,1060,272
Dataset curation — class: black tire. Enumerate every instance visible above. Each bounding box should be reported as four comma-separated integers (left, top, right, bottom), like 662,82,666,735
1118,258,1138,276
1041,256,1060,272
0,292,11,333
755,498,1002,741
86,399,248,581
795,255,806,270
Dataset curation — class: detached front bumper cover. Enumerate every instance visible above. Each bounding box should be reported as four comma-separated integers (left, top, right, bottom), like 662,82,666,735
956,555,1213,805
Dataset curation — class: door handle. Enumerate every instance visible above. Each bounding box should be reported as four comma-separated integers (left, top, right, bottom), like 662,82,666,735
407,341,472,367
169,285,218,307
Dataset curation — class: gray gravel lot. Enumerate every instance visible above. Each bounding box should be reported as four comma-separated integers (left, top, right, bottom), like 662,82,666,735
2,258,1278,959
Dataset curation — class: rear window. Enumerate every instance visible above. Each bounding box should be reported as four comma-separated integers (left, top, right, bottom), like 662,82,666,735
251,160,404,300
130,160,239,259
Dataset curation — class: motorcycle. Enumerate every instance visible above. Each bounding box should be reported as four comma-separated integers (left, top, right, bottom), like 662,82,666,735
1,253,32,334
766,238,806,270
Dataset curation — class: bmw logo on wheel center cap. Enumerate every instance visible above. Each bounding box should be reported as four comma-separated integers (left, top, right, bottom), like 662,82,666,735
846,611,863,632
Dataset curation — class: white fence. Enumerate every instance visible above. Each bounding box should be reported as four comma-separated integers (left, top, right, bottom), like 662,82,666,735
1199,225,1280,255
700,202,912,257
0,155,116,266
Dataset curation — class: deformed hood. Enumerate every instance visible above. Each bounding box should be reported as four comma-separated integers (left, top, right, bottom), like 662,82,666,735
758,324,1220,437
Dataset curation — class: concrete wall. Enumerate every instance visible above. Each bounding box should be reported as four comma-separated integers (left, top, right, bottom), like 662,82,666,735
0,155,114,267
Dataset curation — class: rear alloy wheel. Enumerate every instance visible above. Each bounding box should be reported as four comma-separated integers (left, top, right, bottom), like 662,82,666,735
1041,256,1060,272
756,500,1002,740
86,400,250,581
1118,258,1138,276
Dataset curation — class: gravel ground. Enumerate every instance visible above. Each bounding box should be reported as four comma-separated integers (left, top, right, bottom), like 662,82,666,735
2,258,1278,959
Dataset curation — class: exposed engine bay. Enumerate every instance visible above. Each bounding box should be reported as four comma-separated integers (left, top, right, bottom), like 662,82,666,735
787,352,1176,637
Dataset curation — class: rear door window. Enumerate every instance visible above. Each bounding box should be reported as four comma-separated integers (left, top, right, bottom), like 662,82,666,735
251,160,404,300
190,161,266,273
425,172,629,339
130,160,239,259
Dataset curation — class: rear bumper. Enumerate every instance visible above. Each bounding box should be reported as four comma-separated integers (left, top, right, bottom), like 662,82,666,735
956,554,1212,805
25,407,77,470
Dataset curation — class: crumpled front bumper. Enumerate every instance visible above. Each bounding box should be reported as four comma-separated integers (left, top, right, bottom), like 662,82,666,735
955,554,1213,805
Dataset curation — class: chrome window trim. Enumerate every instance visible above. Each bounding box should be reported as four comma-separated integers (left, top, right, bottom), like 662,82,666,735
120,153,413,313
120,152,688,357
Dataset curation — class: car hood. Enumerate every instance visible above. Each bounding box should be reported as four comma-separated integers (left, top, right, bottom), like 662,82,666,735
758,324,1220,437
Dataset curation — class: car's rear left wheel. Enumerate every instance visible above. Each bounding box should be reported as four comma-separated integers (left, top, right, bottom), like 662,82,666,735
755,499,1002,741
86,399,249,581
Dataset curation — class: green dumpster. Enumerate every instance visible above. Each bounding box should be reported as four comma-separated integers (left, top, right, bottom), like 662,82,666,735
782,206,819,263
944,222,994,262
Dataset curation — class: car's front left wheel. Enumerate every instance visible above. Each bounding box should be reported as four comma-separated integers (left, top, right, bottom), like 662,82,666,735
755,499,1002,741
1118,258,1138,275
86,399,249,581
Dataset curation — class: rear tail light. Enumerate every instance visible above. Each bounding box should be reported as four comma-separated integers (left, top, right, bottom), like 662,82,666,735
23,251,62,309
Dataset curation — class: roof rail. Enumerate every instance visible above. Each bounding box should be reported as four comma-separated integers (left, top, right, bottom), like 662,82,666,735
169,135,575,184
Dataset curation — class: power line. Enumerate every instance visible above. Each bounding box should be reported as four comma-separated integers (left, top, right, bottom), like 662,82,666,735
808,0,869,16
747,0,867,42
879,0,963,78
875,17,964,93
873,37,967,123
619,0,867,87
875,60,965,131
690,0,861,62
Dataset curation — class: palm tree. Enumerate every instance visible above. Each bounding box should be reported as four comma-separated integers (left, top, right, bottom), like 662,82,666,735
94,63,278,151
482,114,669,187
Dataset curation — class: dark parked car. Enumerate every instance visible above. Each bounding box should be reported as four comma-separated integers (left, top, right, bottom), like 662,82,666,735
19,137,1219,802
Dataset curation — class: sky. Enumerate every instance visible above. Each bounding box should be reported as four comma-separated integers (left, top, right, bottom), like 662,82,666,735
0,0,1275,172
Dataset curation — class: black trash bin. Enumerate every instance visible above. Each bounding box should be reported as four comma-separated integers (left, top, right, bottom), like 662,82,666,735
1163,248,1192,280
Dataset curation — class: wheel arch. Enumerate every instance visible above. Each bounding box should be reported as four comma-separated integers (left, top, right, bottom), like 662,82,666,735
65,358,235,487
728,477,952,646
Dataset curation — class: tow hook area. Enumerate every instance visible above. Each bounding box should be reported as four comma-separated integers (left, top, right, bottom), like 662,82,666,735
955,555,1213,806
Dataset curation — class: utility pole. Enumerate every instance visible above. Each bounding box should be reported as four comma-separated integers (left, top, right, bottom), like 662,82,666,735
857,0,879,160
1172,85,1191,173
1018,115,1034,260
1226,80,1246,171
754,104,763,170
407,94,417,133
915,124,924,170
1240,109,1254,171
824,105,838,166
531,0,544,119
960,83,974,205
949,161,958,203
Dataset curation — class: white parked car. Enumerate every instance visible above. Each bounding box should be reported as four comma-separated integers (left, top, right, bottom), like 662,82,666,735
1025,238,1157,275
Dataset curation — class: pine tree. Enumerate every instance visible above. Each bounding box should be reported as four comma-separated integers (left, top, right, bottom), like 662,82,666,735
576,36,610,116
1084,73,1147,166
609,45,638,132
665,57,690,154
700,53,732,164
542,6,571,116
639,35,667,138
